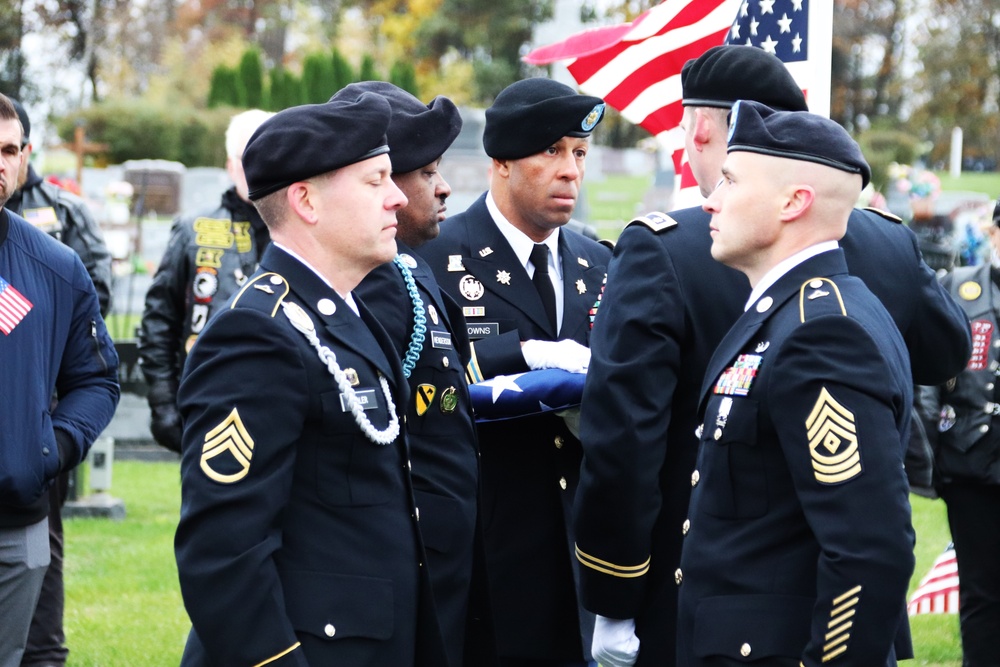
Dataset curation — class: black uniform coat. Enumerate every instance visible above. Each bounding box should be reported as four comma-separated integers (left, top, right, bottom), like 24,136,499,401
175,244,446,667
355,243,496,667
418,193,611,661
677,249,915,666
920,263,1000,485
573,206,969,666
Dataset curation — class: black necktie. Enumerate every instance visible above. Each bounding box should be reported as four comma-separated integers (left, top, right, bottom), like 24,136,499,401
530,243,557,332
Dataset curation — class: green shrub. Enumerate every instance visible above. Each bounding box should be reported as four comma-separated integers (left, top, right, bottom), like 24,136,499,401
858,128,922,194
207,66,240,109
57,101,232,167
237,49,265,109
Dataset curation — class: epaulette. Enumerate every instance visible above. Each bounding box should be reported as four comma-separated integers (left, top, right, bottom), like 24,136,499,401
230,271,290,318
798,277,846,323
862,207,903,224
626,211,678,233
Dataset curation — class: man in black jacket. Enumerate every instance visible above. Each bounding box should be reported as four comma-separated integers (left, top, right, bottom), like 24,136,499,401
138,108,273,452
573,45,971,667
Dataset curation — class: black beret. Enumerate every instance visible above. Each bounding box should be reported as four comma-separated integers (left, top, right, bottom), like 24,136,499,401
330,81,462,174
993,196,1000,225
9,97,29,141
243,93,392,201
681,45,808,112
727,100,871,189
483,78,606,160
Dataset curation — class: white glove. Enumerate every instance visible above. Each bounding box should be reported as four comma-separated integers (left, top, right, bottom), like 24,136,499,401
521,339,591,373
592,615,640,667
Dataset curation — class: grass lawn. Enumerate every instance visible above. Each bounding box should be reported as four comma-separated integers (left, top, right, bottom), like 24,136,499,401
61,461,965,666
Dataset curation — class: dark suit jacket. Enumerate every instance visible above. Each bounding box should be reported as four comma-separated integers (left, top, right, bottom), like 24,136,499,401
175,245,446,667
677,249,914,666
574,207,968,665
418,193,611,661
356,243,496,667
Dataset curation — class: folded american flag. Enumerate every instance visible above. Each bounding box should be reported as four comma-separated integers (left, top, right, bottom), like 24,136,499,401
907,543,959,615
468,369,586,422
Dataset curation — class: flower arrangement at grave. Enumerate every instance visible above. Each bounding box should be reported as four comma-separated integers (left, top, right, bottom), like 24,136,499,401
888,162,941,220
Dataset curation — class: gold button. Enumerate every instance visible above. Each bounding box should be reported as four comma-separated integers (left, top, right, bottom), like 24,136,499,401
324,624,336,637
740,642,751,657
674,568,683,585
682,519,690,535
554,435,565,449
691,470,700,486
980,424,990,434
713,427,722,440
442,356,450,368
559,477,568,490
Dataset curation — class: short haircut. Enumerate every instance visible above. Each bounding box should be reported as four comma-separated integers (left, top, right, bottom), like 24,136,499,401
225,109,275,160
0,94,19,126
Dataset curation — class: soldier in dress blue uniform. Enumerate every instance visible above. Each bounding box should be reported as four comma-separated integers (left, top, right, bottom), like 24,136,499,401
418,78,611,667
335,81,496,667
174,94,448,667
573,46,969,667
676,100,915,666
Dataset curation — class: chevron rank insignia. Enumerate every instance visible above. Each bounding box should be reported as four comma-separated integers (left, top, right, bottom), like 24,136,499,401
805,387,862,484
627,211,678,233
200,407,255,484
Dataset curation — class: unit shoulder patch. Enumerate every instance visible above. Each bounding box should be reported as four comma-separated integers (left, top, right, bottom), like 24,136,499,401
862,206,903,223
626,211,678,234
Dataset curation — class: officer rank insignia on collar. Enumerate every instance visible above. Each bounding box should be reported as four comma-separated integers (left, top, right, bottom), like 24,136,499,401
200,407,255,484
578,257,590,268
806,387,862,484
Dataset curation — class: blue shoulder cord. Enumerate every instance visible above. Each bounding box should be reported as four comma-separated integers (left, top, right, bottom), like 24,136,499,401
392,255,427,378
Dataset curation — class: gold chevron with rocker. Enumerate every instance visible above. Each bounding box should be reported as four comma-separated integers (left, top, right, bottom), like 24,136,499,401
806,387,862,484
200,407,255,484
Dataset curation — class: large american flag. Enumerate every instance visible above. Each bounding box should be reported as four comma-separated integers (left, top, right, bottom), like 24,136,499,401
0,275,33,335
524,0,832,209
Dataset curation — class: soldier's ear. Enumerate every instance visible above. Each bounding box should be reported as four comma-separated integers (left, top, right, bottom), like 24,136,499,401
780,184,815,223
286,181,320,226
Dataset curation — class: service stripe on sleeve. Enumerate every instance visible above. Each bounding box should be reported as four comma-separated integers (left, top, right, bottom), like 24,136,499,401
575,544,650,578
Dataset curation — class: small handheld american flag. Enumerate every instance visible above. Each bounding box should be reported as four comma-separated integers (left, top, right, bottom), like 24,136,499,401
0,275,33,335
